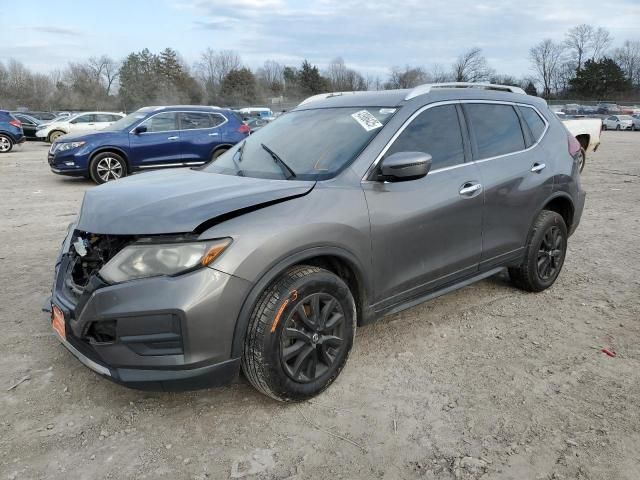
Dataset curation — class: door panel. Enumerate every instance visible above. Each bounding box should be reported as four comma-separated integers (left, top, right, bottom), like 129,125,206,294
129,112,181,166
179,112,226,163
463,103,553,266
363,104,483,306
363,165,484,305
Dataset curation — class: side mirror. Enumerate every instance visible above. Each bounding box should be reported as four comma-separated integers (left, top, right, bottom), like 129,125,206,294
379,152,432,181
133,125,147,134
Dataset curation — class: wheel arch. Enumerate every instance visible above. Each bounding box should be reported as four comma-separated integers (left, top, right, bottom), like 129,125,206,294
575,134,590,151
89,147,131,172
540,193,575,233
209,143,234,158
230,246,372,358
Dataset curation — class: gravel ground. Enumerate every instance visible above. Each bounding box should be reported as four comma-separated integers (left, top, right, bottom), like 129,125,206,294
1,133,639,480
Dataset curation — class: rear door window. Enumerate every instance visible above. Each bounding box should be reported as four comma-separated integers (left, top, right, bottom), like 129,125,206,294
385,104,465,170
464,104,526,159
519,106,546,142
180,112,214,130
71,114,96,124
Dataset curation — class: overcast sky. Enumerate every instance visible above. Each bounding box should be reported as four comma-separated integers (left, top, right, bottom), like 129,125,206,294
3,0,639,79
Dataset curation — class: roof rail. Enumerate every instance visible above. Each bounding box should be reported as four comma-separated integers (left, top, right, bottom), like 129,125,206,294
405,82,526,100
298,91,360,106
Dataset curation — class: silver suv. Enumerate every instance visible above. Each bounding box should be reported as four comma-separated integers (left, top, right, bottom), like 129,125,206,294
48,83,586,400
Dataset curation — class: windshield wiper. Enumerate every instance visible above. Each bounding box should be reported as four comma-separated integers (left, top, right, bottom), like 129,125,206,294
261,143,296,179
230,140,246,176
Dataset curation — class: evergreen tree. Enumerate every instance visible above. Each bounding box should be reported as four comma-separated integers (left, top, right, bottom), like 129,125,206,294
524,81,538,96
569,57,631,98
220,68,257,105
298,60,328,95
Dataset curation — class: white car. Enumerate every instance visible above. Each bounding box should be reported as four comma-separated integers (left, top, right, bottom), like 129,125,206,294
35,111,125,143
632,114,640,131
602,115,633,131
557,113,602,173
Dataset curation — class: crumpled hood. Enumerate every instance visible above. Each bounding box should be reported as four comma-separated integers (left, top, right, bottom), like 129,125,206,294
76,169,315,235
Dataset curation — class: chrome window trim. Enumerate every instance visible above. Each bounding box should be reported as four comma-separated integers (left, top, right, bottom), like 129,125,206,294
362,99,549,182
129,110,228,135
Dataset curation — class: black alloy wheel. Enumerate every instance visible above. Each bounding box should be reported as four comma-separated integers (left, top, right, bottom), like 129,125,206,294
280,293,346,383
536,225,564,281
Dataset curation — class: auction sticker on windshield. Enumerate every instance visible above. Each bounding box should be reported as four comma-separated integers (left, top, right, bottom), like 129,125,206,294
351,110,384,131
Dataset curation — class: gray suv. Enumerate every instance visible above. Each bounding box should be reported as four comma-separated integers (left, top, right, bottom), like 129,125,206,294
48,83,586,401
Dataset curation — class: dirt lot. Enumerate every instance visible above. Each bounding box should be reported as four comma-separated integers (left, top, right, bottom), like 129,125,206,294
1,134,639,480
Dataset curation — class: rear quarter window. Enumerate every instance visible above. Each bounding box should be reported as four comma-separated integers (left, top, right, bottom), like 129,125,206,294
465,104,526,159
519,106,547,143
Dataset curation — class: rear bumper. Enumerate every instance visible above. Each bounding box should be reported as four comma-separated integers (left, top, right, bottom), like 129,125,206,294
570,190,586,236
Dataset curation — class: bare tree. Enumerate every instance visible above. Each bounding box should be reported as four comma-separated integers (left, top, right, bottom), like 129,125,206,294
195,49,241,102
613,40,640,87
529,39,565,98
385,65,429,89
429,64,451,83
591,27,612,61
87,55,120,95
325,57,366,91
452,47,493,82
564,24,594,71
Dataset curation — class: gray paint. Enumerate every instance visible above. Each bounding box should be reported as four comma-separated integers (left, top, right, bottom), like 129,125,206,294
52,86,585,387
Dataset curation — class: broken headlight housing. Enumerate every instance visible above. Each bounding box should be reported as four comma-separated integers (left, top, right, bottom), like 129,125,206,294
98,238,231,284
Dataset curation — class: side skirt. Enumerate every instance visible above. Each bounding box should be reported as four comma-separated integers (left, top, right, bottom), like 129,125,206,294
373,267,506,319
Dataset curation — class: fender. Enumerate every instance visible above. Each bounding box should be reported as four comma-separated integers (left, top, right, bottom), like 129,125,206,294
229,245,373,358
531,190,575,232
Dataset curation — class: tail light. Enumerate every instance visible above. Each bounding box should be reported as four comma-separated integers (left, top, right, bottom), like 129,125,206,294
9,119,21,128
567,132,581,159
237,124,250,134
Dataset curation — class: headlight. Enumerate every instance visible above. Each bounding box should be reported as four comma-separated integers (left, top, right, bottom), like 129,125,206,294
56,141,85,152
98,238,232,284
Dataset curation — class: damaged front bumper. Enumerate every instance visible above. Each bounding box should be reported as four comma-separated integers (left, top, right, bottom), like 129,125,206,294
47,228,252,391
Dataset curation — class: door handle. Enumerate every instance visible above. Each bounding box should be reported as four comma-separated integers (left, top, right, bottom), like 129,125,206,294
167,136,179,140
208,132,219,136
531,163,546,173
459,182,482,196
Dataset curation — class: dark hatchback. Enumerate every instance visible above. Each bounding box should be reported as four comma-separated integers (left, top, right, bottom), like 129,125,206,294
48,105,250,184
11,113,42,140
0,110,25,152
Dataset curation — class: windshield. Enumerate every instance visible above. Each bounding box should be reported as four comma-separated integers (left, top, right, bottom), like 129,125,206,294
104,110,149,131
204,107,396,180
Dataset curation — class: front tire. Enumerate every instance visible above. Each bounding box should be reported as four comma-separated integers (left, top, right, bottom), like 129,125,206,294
509,210,567,292
242,266,356,402
89,152,127,184
48,130,65,143
0,134,13,153
616,124,621,131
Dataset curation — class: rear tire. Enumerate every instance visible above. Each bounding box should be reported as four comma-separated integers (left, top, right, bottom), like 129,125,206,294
242,266,356,402
509,210,567,292
0,134,13,153
210,147,229,162
602,124,607,131
89,152,127,184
